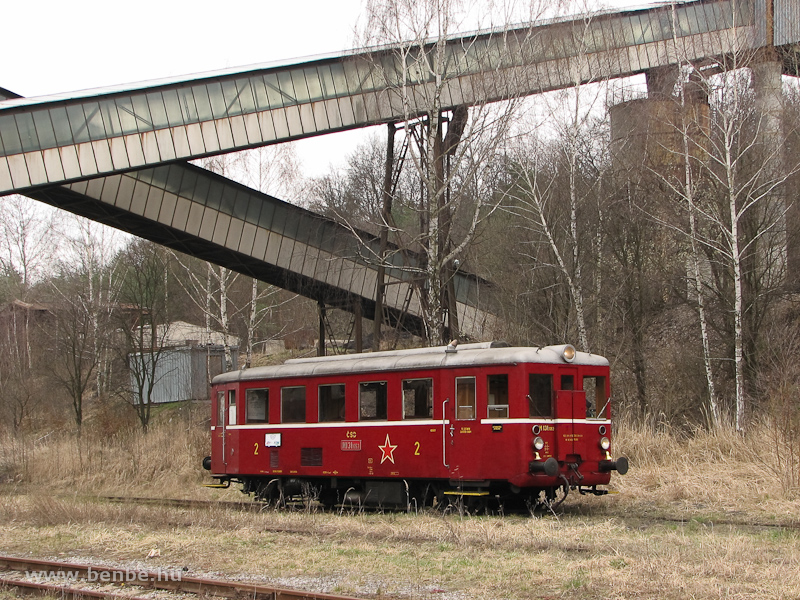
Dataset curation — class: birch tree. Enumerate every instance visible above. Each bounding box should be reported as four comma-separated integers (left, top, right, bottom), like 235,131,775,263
647,56,795,429
506,118,604,354
502,3,609,354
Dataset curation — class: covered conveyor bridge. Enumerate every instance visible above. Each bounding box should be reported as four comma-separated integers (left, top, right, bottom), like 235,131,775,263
27,162,492,338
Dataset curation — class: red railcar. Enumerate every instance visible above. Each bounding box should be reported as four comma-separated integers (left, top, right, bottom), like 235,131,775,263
203,341,628,509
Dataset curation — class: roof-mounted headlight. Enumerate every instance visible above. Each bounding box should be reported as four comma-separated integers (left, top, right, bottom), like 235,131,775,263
562,345,576,363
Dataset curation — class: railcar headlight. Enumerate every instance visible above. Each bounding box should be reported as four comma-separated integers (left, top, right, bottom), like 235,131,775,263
533,436,545,451
562,345,576,362
600,436,611,451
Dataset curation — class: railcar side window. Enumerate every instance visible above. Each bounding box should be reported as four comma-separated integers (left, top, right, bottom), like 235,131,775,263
281,386,306,423
402,378,433,419
529,374,553,417
216,391,224,427
360,381,387,420
245,389,268,423
487,374,509,418
228,390,237,425
319,383,346,422
455,376,476,420
583,376,608,419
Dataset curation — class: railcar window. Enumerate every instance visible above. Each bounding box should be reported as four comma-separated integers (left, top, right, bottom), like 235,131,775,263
487,374,509,418
281,386,306,423
402,378,433,419
228,390,237,425
528,374,553,417
360,381,388,420
216,391,224,427
583,376,608,419
561,375,574,390
246,389,268,423
456,376,476,420
319,383,346,422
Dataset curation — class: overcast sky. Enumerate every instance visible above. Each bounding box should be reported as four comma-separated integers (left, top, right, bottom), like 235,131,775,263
4,0,648,178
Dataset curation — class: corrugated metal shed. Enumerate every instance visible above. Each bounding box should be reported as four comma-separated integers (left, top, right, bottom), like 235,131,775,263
775,0,800,45
131,345,239,404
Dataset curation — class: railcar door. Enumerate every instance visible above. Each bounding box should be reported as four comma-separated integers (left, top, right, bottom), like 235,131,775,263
224,388,239,472
212,388,239,473
554,368,585,461
446,375,481,481
211,390,225,472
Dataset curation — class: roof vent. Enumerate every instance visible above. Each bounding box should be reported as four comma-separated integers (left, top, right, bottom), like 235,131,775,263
445,340,459,353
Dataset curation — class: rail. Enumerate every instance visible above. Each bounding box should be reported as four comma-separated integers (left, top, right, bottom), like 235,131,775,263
0,555,373,600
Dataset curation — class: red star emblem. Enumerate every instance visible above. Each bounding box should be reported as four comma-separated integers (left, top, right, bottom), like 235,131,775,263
378,434,397,464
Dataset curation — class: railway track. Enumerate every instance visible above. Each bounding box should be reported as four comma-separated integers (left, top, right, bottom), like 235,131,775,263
0,555,369,600
101,495,272,512
100,495,800,531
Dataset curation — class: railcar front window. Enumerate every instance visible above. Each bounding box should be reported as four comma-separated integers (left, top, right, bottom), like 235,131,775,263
403,378,433,419
360,381,387,420
561,375,574,390
583,376,608,419
455,376,476,420
246,388,268,423
281,386,306,423
487,374,509,418
319,383,346,422
529,374,553,417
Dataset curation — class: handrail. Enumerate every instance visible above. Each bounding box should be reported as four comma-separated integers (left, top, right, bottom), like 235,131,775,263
442,397,449,468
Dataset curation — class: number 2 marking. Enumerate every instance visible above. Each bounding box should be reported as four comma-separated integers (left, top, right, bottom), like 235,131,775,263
253,442,259,456
414,441,421,456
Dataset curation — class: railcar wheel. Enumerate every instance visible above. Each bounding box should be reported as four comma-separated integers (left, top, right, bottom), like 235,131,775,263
407,482,435,512
431,486,447,512
299,481,320,511
254,479,283,507
465,495,489,515
319,487,339,510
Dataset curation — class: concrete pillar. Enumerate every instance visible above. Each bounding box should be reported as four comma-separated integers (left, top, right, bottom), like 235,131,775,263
646,65,680,100
750,59,788,280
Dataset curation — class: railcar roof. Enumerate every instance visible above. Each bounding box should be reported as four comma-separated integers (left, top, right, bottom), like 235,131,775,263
212,342,608,385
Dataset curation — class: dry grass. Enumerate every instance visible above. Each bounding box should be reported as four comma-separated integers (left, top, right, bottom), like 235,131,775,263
0,494,799,599
612,420,800,524
1,412,800,598
0,403,211,498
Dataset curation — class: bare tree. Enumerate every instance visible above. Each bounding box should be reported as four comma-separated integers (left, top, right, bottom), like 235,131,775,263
62,216,125,400
636,23,797,430
0,196,61,296
506,114,605,355
503,3,610,354
117,240,172,432
49,270,103,437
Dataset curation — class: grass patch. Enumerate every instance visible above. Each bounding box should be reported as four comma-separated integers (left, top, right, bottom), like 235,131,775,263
1,494,799,599
1,414,800,597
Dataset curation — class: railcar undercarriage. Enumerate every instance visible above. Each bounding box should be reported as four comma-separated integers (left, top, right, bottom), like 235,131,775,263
211,474,611,513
